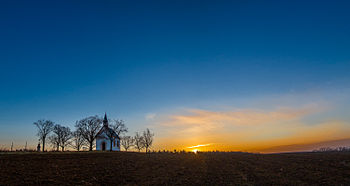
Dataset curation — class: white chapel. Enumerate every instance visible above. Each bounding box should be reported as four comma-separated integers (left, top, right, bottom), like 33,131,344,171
96,113,120,151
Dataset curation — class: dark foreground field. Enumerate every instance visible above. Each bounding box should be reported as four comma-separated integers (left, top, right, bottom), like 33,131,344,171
1,152,350,185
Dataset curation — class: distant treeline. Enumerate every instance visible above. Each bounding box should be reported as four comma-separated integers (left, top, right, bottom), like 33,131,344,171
0,147,37,152
149,150,250,154
313,146,350,152
2,147,350,153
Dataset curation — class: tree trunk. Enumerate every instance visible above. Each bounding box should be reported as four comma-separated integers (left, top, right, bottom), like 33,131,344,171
56,144,59,151
110,140,113,151
42,138,45,152
89,141,93,151
62,146,64,152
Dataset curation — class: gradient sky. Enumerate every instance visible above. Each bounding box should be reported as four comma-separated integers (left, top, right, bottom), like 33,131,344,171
1,0,350,152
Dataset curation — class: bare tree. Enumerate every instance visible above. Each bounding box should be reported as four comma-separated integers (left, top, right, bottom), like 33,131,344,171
50,124,62,151
121,136,134,151
50,124,72,151
33,119,54,152
134,132,144,152
105,129,119,152
71,130,87,151
109,119,128,136
59,126,72,151
75,116,102,151
142,128,154,153
49,135,60,151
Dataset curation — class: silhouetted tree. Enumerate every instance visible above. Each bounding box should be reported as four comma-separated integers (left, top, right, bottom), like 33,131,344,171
142,128,154,153
134,132,144,152
75,116,102,151
109,119,128,136
71,130,87,151
50,124,62,151
49,135,60,151
59,125,72,151
33,119,54,152
50,124,72,151
121,136,134,151
105,130,119,152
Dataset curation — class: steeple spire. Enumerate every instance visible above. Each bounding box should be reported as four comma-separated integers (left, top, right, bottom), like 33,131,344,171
103,113,108,127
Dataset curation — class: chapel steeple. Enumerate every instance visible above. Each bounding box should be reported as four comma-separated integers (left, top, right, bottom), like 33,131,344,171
103,113,108,127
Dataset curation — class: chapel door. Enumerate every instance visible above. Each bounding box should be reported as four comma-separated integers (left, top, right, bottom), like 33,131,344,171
102,142,106,151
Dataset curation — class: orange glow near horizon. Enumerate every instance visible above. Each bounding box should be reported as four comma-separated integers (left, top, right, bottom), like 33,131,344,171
151,106,350,153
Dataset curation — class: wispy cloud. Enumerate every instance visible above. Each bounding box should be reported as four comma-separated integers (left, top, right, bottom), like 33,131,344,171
145,113,156,120
152,103,350,152
170,107,314,126
157,105,321,135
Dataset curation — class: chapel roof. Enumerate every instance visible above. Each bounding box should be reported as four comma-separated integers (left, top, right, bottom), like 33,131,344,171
96,113,120,139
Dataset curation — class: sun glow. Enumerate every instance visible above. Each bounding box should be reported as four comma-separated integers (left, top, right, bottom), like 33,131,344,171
192,149,198,153
187,144,211,149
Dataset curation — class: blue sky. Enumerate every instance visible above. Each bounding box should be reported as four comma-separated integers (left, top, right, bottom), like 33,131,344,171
1,0,350,151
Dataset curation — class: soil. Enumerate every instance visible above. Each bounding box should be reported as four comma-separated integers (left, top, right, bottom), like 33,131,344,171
1,151,350,185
